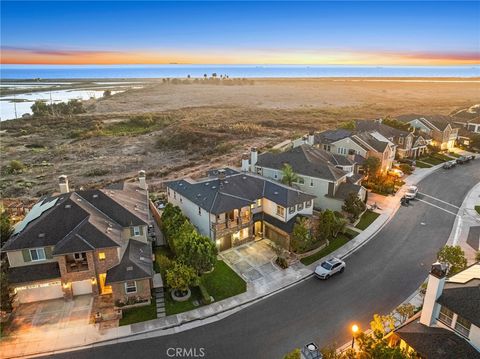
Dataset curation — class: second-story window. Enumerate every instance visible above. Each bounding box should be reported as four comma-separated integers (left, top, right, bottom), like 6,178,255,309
297,203,304,211
438,305,454,326
306,200,312,208
276,205,285,217
198,206,202,216
289,206,295,214
133,226,141,236
30,248,46,261
257,199,262,207
455,315,471,337
298,177,305,185
398,137,404,145
274,172,278,179
310,179,314,187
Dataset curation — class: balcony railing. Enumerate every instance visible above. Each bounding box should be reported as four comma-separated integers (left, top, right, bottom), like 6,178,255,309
212,215,251,231
66,260,89,273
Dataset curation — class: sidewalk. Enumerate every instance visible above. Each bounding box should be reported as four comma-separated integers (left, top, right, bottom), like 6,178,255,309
0,164,444,359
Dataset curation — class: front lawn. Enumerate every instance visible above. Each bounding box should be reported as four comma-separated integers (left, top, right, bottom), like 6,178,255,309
300,230,358,266
448,152,461,158
419,156,443,165
415,161,433,168
355,210,380,231
164,259,246,316
202,260,246,302
119,301,157,326
432,153,454,162
475,206,480,215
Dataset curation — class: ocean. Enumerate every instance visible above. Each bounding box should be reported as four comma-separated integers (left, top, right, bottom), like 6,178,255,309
1,65,479,79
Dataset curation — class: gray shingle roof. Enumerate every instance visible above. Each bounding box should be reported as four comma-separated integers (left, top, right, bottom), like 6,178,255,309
352,132,389,152
7,262,61,284
355,120,409,139
437,283,480,328
166,172,315,215
106,239,153,284
256,145,348,181
314,129,353,145
332,182,363,200
395,315,480,359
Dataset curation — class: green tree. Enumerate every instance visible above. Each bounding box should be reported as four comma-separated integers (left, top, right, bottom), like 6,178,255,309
332,212,347,237
31,100,50,116
396,303,416,323
176,232,217,275
161,203,187,252
437,245,467,275
355,331,415,359
363,156,381,179
0,212,13,248
317,210,337,244
370,313,396,336
290,217,312,253
166,262,199,293
0,260,15,313
342,192,366,223
281,163,299,186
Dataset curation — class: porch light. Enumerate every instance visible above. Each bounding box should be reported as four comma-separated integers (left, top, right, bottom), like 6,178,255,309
63,282,71,289
91,277,97,285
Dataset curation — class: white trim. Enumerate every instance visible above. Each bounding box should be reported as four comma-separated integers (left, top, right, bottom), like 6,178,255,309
30,248,46,262
125,281,137,294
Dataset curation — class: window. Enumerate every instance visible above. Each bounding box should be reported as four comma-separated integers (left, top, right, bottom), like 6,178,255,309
455,315,471,337
180,197,183,203
274,173,278,179
30,248,46,262
98,252,106,261
289,206,295,214
306,200,312,208
323,145,331,151
276,205,285,217
133,226,141,236
438,306,454,326
310,179,314,187
256,199,262,207
173,192,176,199
74,252,86,260
297,203,304,211
198,206,202,216
125,281,137,294
298,177,305,185
256,167,262,175
167,188,170,196
398,137,404,145
337,147,347,155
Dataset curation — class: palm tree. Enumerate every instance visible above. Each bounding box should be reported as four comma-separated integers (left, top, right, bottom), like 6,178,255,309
281,163,298,186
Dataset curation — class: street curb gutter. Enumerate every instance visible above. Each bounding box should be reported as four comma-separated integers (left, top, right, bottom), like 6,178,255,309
12,166,445,359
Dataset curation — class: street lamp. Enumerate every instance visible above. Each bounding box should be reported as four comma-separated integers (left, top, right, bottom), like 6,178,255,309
351,324,359,348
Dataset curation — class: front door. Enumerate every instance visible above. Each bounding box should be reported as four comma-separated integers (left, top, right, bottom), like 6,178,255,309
254,221,263,237
99,273,112,295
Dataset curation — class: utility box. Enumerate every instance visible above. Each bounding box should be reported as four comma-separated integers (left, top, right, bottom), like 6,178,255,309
301,342,322,359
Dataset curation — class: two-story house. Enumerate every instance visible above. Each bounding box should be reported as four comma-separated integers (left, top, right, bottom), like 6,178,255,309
314,128,396,174
396,114,459,150
355,119,430,159
387,262,480,358
2,172,154,308
165,169,315,251
249,145,366,212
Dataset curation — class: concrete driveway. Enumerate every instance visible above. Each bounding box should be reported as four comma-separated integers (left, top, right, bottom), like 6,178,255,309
6,295,93,336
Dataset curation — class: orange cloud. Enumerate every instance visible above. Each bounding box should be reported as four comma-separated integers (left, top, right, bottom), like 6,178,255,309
1,46,478,65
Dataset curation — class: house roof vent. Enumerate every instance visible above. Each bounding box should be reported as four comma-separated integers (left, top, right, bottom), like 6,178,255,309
212,186,216,189
38,233,45,238
126,266,133,271
93,194,99,198
65,204,71,209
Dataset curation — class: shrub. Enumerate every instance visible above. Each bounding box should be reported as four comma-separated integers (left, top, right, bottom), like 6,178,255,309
156,254,174,277
9,160,25,174
198,283,212,304
398,163,413,175
166,262,199,293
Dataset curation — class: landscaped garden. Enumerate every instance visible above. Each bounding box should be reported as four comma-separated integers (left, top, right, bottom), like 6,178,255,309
154,203,246,316
355,210,380,230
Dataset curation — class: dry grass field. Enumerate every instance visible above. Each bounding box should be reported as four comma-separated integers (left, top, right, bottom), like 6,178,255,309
2,78,479,198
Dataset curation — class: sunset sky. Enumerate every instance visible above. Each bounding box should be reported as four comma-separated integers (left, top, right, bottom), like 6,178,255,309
1,1,479,65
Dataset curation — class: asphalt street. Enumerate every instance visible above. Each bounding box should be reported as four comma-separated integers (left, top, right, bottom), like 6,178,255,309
48,161,480,359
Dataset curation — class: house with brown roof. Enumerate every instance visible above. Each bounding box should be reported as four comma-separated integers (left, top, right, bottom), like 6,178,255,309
387,262,480,358
396,114,459,150
2,172,154,310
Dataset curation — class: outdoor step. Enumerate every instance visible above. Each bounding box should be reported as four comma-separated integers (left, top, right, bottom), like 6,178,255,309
156,299,165,304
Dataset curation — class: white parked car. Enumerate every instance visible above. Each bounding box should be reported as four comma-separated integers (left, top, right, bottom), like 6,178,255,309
405,185,418,199
314,257,345,279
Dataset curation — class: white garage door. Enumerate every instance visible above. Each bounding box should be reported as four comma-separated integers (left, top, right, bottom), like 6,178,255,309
72,280,93,296
16,282,63,303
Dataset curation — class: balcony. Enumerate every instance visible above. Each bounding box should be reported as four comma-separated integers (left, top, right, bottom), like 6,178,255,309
212,214,251,232
65,253,90,273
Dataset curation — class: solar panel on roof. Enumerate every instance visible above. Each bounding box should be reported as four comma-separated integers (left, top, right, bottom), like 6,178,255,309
13,197,58,235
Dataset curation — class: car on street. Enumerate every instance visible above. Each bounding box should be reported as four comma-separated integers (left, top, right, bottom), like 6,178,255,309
314,257,345,279
443,160,456,169
456,156,470,164
468,154,476,161
388,168,404,178
405,185,418,199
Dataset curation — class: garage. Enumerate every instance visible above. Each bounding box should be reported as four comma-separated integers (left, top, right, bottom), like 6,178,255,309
72,279,93,296
15,281,64,303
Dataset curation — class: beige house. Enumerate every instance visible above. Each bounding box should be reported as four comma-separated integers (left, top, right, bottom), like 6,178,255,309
2,173,154,309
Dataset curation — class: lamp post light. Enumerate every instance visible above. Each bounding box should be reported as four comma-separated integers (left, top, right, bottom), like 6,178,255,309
351,324,359,349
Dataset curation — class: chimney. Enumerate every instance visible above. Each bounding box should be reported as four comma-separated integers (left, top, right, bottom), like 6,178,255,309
308,131,315,146
241,153,250,172
58,175,69,194
347,149,356,162
138,170,147,190
302,135,308,145
420,262,448,327
250,147,258,172
217,169,226,181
